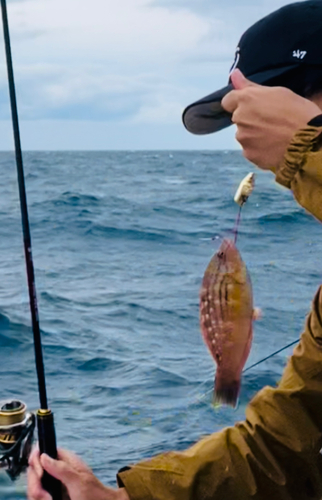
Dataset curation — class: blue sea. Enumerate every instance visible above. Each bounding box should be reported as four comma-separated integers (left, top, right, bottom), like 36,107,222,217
0,150,321,499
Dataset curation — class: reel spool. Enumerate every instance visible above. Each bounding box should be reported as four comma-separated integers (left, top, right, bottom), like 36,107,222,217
0,400,35,480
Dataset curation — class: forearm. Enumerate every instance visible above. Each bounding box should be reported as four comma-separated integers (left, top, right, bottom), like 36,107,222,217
239,286,322,462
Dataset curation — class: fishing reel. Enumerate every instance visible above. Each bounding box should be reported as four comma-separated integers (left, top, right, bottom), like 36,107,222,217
0,400,35,480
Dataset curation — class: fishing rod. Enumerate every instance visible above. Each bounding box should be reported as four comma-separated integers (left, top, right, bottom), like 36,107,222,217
0,1,61,497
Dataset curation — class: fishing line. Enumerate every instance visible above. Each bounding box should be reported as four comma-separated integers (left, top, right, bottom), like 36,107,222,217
233,204,243,244
0,1,61,498
186,338,299,405
242,339,299,373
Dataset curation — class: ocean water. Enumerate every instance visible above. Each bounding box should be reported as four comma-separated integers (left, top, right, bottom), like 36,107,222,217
0,150,321,499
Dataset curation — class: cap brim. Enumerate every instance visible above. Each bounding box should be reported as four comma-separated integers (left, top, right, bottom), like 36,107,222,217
182,65,298,135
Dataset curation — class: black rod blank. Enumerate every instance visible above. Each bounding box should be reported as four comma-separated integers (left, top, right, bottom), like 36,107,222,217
0,0,48,410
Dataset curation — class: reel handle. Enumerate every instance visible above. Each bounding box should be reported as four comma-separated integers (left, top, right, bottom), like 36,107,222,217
37,409,62,500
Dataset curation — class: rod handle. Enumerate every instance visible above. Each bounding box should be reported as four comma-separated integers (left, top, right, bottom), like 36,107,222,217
37,409,62,500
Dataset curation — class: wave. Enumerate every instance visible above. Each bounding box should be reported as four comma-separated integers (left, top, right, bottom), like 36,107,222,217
0,150,320,493
58,191,102,206
103,300,197,326
83,224,191,245
76,357,125,372
40,291,74,306
257,209,315,226
239,369,281,403
30,197,97,214
139,366,190,388
0,312,33,347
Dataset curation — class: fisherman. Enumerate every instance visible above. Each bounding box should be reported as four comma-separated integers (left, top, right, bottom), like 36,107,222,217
28,2,322,500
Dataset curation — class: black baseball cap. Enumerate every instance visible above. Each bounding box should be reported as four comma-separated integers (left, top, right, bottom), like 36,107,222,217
182,0,322,135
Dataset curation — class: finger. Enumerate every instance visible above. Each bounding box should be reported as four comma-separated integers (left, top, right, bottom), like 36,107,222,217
29,451,43,479
29,447,39,465
230,69,257,90
40,453,77,485
27,465,51,500
221,90,239,113
57,448,91,472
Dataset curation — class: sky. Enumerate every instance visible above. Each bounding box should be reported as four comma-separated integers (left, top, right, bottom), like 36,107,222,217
0,0,306,150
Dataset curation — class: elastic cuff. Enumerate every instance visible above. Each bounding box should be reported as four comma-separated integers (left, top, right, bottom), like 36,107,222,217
307,114,322,127
276,126,322,188
310,286,322,344
117,468,153,500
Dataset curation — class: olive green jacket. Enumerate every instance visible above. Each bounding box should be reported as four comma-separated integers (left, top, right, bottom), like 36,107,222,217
117,125,322,500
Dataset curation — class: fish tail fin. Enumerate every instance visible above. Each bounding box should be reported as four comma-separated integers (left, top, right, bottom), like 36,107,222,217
214,377,240,408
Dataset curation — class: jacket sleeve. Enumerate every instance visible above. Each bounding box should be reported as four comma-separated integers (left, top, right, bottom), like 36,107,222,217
274,125,322,222
117,128,322,500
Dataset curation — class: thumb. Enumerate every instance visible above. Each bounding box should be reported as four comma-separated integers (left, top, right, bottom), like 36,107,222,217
40,453,76,485
230,69,257,90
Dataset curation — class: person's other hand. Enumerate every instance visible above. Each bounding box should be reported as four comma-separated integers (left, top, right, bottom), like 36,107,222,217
27,447,130,500
221,69,322,170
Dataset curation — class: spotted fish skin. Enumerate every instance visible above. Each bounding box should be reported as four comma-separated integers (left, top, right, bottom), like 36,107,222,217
199,238,254,407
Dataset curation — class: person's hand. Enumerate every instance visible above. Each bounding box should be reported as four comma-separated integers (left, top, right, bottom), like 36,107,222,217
27,447,130,500
221,68,322,170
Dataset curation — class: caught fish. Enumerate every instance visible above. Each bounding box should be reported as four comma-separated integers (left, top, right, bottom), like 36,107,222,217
199,238,260,408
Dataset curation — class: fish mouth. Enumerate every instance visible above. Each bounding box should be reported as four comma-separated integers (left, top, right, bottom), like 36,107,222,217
217,238,233,255
216,238,246,282
217,238,238,260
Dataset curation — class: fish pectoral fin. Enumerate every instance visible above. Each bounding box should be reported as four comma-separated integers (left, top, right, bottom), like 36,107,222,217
252,307,262,321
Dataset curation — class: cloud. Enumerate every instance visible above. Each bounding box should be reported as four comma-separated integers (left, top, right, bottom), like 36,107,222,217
150,0,307,18
0,63,188,122
0,0,213,124
0,0,309,149
8,0,209,64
